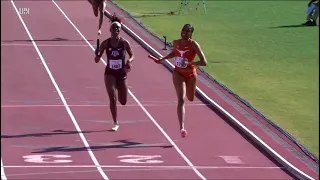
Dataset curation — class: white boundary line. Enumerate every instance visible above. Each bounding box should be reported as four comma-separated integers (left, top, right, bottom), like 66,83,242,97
9,1,109,180
101,8,316,180
51,1,207,180
1,165,284,169
0,103,209,108
1,43,142,47
1,159,7,180
1,43,92,47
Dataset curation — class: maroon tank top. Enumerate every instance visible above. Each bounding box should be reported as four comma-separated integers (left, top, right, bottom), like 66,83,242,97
104,37,127,78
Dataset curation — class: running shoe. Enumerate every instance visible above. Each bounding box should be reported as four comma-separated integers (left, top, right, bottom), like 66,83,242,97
112,124,119,131
181,129,187,138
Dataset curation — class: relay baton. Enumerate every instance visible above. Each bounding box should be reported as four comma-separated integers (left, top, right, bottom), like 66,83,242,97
95,38,100,56
148,54,162,64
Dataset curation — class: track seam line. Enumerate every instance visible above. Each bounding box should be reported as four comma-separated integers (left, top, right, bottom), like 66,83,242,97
1,43,93,47
1,165,284,169
51,1,207,180
0,103,210,108
9,1,109,180
1,43,141,47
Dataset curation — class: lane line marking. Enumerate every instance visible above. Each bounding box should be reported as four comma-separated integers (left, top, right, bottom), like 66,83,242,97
10,1,109,180
1,43,93,47
1,103,210,108
1,158,7,180
1,43,141,47
102,8,316,180
2,165,284,169
52,1,207,180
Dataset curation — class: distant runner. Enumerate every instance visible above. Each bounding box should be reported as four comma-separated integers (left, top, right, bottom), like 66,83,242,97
91,0,107,35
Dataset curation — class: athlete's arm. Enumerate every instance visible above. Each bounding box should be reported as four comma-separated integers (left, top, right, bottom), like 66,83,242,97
98,40,108,57
95,39,107,63
124,40,134,64
158,40,177,61
189,40,207,66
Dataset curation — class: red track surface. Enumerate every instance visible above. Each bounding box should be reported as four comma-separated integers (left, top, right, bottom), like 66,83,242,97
1,1,301,179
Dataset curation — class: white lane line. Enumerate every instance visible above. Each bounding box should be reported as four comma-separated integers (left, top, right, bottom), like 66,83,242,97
103,7,316,180
2,165,284,169
1,43,141,47
10,1,109,179
1,103,210,108
52,1,206,180
1,158,8,180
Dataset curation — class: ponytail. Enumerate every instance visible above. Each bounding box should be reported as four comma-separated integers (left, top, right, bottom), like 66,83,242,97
110,13,122,24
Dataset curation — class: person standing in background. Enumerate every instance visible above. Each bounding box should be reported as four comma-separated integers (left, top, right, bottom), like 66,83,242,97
303,0,319,26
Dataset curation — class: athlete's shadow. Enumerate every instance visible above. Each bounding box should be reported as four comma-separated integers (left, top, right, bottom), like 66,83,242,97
1,129,106,139
132,12,170,18
270,24,318,28
2,37,94,42
31,139,173,153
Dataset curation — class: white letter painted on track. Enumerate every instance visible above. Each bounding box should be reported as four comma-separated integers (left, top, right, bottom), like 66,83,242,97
117,155,163,164
23,154,73,163
219,156,243,164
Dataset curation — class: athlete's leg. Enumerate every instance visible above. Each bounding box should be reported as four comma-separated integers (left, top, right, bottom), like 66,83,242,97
172,71,187,137
104,74,119,131
312,6,319,23
97,0,106,35
186,75,197,102
91,0,99,17
116,78,128,106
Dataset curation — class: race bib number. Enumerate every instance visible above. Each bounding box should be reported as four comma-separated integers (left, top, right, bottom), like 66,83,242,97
109,59,122,70
175,57,187,68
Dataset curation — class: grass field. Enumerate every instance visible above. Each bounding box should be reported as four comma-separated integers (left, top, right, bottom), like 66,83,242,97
112,0,319,157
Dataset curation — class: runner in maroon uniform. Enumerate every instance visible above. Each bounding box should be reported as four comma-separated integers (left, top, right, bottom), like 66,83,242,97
95,15,134,131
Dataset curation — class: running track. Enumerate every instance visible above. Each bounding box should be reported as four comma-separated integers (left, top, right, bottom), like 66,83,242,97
0,1,306,179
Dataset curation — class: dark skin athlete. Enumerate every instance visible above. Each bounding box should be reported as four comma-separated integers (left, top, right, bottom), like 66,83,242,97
95,22,134,128
91,0,106,34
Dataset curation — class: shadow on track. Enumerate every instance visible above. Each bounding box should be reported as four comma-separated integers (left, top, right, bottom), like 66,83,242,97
1,129,106,138
30,139,173,153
